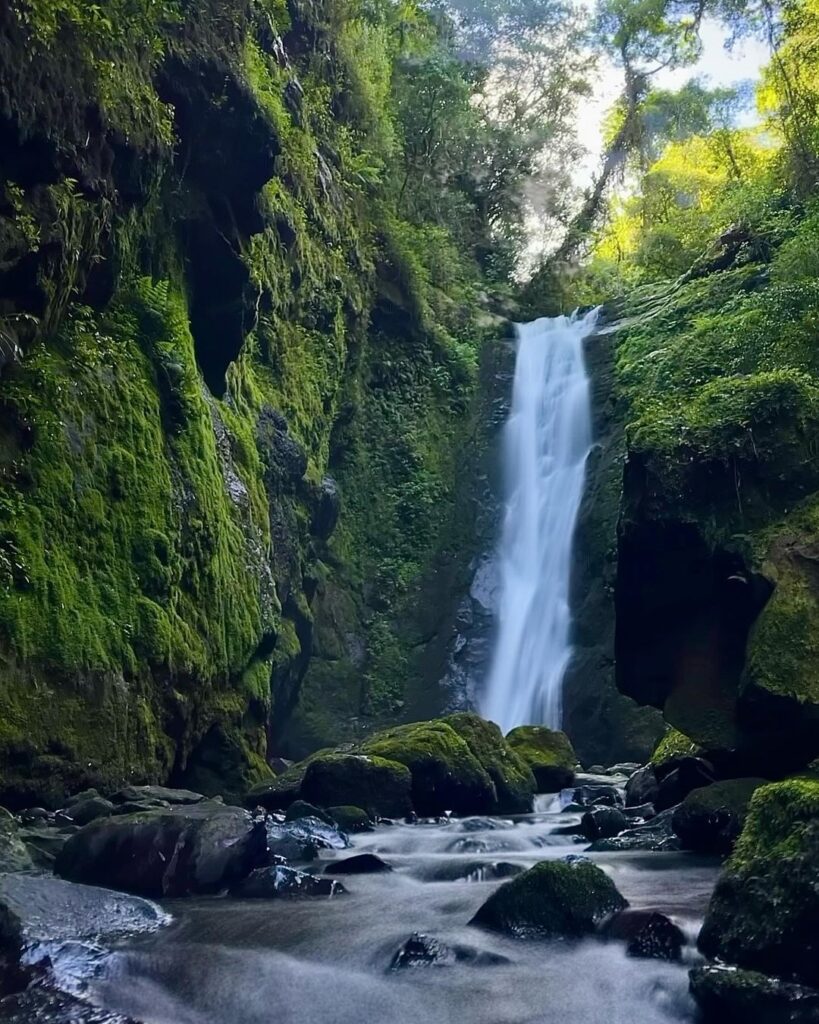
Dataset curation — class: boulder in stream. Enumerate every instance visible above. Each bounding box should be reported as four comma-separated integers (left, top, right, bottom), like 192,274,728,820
672,778,767,854
654,756,716,811
445,713,537,813
0,873,168,997
505,726,576,793
389,932,509,970
232,865,345,898
361,720,497,816
588,807,680,852
690,964,819,1024
264,815,350,862
698,778,819,988
600,909,685,961
470,858,627,938
55,801,266,897
300,753,413,818
325,853,392,875
625,765,659,807
326,806,373,832
580,806,627,840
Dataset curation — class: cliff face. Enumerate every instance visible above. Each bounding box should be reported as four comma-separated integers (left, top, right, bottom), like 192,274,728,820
610,256,819,775
563,323,664,766
0,0,484,806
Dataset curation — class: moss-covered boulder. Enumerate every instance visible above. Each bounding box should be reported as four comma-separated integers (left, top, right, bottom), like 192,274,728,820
445,713,536,813
245,760,312,812
470,858,627,938
698,779,819,987
326,806,373,832
690,964,819,1024
672,778,767,854
300,754,413,818
361,721,496,816
505,726,576,792
650,729,702,771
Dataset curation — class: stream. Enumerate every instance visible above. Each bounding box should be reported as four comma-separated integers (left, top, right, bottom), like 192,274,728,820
90,795,719,1024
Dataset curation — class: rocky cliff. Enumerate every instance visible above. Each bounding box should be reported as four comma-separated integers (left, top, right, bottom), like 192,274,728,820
0,0,488,806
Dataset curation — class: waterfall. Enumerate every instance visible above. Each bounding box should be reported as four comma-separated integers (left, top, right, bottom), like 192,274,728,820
481,309,598,734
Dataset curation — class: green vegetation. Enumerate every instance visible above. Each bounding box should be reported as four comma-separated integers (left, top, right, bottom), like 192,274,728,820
698,779,819,986
471,859,628,938
506,725,577,792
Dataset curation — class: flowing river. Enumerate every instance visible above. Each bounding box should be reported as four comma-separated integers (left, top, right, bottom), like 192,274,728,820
88,794,718,1024
482,311,598,733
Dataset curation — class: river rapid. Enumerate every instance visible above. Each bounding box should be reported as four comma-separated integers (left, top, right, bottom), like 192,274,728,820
90,794,719,1024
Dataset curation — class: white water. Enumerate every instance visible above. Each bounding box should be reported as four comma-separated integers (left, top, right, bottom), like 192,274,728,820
482,309,598,733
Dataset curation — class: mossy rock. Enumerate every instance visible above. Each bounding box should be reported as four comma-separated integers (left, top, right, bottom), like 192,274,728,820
698,779,819,987
505,726,576,792
445,713,535,813
672,778,768,855
245,756,320,812
300,754,413,818
650,729,702,772
326,806,373,832
470,858,628,938
360,720,496,816
690,964,819,1024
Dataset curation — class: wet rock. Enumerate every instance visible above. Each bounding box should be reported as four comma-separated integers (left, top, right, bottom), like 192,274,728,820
625,765,659,807
326,806,373,832
0,812,34,874
361,721,496,816
573,784,622,807
588,807,680,851
601,909,685,961
19,825,69,869
458,817,513,832
0,984,143,1023
269,757,293,776
284,800,335,826
19,808,50,825
607,763,641,776
246,761,307,812
232,864,345,898
655,757,716,812
110,785,207,807
621,802,656,820
61,796,115,827
300,753,413,818
55,801,266,897
389,932,509,970
698,779,819,988
690,964,819,1024
505,726,576,793
445,713,536,813
324,853,392,875
672,778,767,854
264,815,349,862
581,806,627,841
470,858,627,938
417,860,524,883
0,873,168,998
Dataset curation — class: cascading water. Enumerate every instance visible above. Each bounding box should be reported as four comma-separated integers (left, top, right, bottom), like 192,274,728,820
482,308,598,734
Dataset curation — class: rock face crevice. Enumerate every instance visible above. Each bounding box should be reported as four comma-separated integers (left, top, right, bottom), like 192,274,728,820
563,325,664,765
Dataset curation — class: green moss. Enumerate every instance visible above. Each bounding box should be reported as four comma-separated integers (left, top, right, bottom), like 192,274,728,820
300,752,412,818
650,728,702,767
506,726,577,792
445,712,536,813
471,859,628,938
361,719,495,816
698,779,819,986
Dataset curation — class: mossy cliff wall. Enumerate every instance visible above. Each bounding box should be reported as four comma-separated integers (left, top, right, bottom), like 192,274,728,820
0,0,485,805
611,248,819,773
